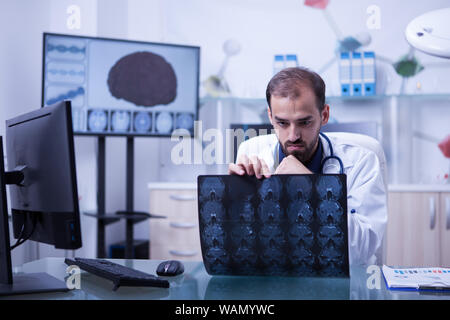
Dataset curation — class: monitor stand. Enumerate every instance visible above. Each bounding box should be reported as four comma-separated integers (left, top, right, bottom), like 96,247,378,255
0,273,68,296
0,136,69,296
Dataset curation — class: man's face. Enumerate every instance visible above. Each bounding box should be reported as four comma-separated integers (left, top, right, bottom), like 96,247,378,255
268,86,329,163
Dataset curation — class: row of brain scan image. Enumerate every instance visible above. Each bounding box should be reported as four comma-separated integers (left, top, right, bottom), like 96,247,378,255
199,175,344,202
202,222,346,254
201,218,347,276
199,176,345,226
198,176,349,276
200,198,344,226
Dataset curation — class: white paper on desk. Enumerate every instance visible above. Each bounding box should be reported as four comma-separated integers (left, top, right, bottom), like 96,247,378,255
382,265,450,289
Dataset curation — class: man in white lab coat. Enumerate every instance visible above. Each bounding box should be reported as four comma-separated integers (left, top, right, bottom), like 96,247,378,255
228,67,387,266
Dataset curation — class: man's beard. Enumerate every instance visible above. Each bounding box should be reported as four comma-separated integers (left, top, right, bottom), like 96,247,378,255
281,136,319,164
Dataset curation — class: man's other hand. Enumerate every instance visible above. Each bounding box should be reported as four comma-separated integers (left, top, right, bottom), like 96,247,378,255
228,154,271,179
274,155,312,175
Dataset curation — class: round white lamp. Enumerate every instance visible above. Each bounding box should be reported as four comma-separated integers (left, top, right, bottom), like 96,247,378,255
405,8,450,59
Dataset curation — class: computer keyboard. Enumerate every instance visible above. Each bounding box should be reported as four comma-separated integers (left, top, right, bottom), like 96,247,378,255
64,257,170,291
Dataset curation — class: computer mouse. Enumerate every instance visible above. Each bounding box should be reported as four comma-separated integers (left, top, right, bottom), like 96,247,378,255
156,260,185,277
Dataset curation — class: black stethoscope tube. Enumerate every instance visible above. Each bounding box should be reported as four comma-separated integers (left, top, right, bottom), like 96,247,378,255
319,132,344,174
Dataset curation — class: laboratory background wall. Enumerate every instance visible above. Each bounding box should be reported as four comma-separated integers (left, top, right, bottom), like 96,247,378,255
0,0,449,266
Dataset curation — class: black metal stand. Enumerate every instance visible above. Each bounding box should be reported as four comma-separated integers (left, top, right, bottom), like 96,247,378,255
125,137,134,259
96,136,106,258
87,136,165,259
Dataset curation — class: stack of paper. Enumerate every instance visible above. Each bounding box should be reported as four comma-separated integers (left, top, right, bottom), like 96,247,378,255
382,265,450,291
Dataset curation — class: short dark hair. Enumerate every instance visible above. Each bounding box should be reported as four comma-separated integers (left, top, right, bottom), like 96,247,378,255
266,67,326,112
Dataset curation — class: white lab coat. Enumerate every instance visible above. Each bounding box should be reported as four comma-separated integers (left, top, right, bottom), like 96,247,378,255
236,133,387,266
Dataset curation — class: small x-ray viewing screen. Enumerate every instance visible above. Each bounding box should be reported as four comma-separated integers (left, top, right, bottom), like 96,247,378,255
197,175,350,277
42,33,200,136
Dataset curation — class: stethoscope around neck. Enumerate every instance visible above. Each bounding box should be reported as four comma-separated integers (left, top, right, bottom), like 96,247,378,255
276,132,344,174
319,132,344,174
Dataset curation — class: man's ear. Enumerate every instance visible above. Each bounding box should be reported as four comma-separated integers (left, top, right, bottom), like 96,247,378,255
321,104,330,126
267,107,273,125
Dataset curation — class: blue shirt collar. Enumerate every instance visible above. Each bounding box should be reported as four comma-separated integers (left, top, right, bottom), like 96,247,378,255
278,139,323,174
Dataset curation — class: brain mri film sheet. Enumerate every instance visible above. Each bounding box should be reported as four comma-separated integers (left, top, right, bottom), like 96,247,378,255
197,174,349,277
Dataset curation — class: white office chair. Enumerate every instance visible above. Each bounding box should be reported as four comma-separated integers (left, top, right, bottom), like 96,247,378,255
325,132,388,265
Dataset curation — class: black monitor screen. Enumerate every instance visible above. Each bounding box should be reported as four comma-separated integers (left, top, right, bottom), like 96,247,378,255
42,33,200,137
5,101,81,249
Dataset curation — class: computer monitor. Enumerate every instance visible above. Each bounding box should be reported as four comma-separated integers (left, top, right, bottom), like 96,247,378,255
321,121,379,139
42,33,200,137
229,123,275,162
0,100,82,296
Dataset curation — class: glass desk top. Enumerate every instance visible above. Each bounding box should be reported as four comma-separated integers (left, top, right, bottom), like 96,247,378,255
2,258,450,300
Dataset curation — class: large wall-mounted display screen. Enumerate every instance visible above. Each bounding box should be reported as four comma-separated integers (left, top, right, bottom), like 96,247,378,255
42,33,200,136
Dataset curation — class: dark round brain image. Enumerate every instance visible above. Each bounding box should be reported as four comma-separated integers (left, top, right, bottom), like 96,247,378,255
107,51,177,107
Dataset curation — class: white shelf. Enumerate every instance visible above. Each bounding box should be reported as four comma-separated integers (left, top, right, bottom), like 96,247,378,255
147,182,196,190
388,184,450,192
200,94,450,105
